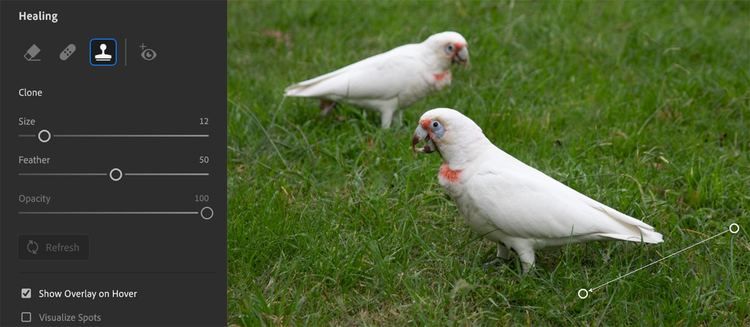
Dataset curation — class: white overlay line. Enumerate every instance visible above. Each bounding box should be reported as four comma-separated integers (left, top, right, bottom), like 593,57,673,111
589,230,730,293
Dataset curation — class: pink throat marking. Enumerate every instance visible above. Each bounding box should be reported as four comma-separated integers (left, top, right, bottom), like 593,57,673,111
434,71,452,82
439,163,461,182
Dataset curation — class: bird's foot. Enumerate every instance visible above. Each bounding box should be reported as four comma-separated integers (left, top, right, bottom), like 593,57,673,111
319,100,337,116
483,258,505,267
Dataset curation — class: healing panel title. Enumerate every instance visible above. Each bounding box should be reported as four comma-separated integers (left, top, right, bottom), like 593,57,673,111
19,11,59,24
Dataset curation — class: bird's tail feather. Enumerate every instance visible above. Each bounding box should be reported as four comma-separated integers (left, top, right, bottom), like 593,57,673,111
598,228,663,244
284,69,347,97
591,205,663,243
284,82,312,97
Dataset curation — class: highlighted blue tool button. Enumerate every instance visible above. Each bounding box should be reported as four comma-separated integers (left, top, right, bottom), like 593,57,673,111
89,38,117,66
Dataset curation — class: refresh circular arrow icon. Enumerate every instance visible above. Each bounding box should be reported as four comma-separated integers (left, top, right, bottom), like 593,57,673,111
27,240,39,254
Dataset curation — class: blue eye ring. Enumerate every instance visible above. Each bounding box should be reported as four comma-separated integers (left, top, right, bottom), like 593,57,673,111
430,120,445,139
444,43,455,55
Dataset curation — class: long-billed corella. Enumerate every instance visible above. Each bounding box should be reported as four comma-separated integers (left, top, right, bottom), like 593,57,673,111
412,108,663,274
285,32,469,128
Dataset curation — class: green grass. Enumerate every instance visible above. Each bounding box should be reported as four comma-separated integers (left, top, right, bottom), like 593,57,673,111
227,0,750,325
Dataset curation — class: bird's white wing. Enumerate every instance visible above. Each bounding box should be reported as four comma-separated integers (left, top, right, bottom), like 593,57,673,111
284,44,427,100
463,149,662,243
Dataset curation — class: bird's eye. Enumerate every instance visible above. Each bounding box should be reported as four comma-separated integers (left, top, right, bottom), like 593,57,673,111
429,120,445,139
444,43,455,55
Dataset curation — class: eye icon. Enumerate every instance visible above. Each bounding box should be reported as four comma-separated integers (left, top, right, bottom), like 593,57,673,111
141,48,157,61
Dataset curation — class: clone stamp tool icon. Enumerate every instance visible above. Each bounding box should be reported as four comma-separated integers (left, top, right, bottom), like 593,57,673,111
89,38,117,66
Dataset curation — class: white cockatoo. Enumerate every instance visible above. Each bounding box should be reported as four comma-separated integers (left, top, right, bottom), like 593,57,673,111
284,32,469,128
412,108,664,274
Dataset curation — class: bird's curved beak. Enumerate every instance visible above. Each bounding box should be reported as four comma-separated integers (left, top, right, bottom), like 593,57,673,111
412,125,436,156
453,46,469,66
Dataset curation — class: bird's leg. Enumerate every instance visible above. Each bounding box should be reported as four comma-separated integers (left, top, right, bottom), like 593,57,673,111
517,250,536,275
319,99,337,116
484,243,510,267
390,109,403,128
497,243,510,259
379,106,398,129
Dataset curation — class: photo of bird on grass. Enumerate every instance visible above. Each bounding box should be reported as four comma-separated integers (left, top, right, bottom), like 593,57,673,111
412,108,664,274
228,1,749,325
284,31,469,128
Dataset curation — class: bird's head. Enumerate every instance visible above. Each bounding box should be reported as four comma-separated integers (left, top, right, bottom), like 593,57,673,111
423,31,469,67
412,108,486,163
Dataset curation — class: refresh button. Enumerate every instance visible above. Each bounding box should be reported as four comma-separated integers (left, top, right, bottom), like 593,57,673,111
27,240,39,254
139,43,157,61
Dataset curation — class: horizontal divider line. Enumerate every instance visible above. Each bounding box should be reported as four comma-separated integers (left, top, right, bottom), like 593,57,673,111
19,271,216,274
